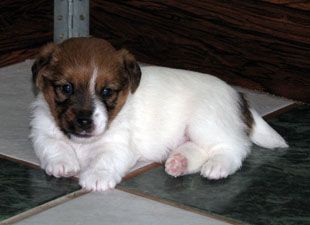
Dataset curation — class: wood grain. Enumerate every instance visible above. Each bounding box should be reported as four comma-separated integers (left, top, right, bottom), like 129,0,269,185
90,0,310,102
0,0,53,67
0,0,309,102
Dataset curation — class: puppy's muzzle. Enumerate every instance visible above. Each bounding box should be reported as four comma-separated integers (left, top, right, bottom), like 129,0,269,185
74,109,95,137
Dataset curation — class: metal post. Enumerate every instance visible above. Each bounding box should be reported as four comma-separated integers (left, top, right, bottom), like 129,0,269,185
54,0,89,44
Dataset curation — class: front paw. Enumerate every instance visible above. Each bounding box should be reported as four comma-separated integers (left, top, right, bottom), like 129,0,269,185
79,170,122,192
44,159,80,178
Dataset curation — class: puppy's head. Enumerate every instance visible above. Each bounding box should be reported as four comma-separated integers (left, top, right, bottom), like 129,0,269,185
32,37,141,142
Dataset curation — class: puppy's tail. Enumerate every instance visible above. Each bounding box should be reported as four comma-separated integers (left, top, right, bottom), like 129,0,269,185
250,109,288,149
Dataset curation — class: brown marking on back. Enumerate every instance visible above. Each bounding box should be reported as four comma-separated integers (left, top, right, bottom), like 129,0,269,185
239,93,254,135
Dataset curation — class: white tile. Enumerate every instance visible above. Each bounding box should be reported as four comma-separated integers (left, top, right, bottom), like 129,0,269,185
0,60,39,165
235,87,294,116
14,189,230,225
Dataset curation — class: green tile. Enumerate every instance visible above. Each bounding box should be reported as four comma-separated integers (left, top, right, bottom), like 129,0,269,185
0,159,80,221
119,105,310,224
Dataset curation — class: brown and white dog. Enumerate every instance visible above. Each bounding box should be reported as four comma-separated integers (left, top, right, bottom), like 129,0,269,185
30,37,288,191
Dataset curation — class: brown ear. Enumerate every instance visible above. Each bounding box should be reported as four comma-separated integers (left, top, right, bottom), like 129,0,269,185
32,43,58,88
119,49,141,93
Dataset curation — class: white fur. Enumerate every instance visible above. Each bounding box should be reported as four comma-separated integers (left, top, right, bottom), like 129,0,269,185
30,66,288,191
250,109,288,149
89,67,98,96
70,68,108,143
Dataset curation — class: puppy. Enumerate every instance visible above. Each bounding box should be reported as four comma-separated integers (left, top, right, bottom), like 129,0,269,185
30,37,288,191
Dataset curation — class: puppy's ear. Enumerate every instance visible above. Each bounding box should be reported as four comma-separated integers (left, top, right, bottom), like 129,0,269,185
119,49,141,93
32,43,58,88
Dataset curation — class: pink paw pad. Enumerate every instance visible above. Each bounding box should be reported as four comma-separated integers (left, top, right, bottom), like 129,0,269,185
165,153,188,177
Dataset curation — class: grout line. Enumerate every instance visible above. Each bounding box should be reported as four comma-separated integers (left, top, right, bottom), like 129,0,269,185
263,102,300,120
0,154,161,183
0,154,40,169
0,154,78,182
116,186,245,225
1,189,87,225
122,162,162,182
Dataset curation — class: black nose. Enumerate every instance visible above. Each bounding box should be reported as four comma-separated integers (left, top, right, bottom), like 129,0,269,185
76,118,93,132
77,118,92,127
75,109,93,131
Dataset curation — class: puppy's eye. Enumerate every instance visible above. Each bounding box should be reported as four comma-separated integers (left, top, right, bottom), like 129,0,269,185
101,88,113,98
61,84,73,95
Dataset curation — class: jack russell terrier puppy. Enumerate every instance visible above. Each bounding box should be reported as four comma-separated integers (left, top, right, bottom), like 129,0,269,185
30,37,288,192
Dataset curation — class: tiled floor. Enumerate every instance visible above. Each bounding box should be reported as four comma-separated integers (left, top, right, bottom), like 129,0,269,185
1,61,308,225
0,158,80,222
119,105,310,224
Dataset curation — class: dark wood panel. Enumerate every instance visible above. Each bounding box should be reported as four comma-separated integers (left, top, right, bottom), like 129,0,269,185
90,0,310,102
0,0,309,102
262,0,310,10
0,0,53,67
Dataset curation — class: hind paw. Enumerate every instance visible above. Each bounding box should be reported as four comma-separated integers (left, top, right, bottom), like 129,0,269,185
165,153,188,177
200,155,240,180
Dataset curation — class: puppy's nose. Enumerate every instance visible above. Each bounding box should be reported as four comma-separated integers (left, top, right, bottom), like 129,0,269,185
77,118,92,126
77,117,93,130
75,109,94,131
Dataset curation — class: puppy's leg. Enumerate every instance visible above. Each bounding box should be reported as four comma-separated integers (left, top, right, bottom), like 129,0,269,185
32,136,80,178
185,113,252,179
165,142,250,179
165,142,208,177
79,143,137,192
200,144,248,180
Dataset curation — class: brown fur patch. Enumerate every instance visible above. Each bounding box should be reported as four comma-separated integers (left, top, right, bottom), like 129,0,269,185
32,37,141,137
239,93,254,135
